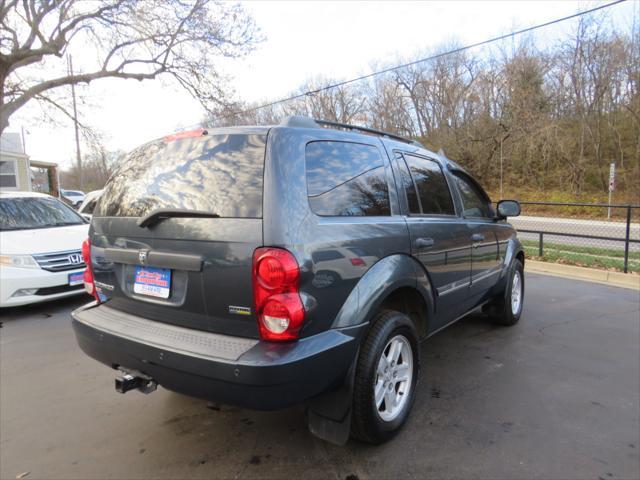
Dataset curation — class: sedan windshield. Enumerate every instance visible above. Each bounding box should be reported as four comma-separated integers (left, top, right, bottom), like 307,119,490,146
0,197,86,231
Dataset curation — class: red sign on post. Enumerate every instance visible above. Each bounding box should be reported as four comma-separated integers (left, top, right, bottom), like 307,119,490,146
609,163,616,192
608,163,615,219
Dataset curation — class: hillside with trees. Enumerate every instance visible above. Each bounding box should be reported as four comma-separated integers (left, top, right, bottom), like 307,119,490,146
212,16,639,204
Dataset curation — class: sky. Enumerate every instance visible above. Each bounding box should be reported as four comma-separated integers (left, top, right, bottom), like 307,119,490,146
8,0,636,170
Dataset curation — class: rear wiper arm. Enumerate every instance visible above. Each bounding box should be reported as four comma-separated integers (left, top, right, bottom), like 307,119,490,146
137,208,220,228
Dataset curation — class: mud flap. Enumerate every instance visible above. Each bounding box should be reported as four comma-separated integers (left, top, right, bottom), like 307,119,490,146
307,354,357,446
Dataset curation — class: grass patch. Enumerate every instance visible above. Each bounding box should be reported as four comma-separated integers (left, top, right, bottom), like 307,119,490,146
488,188,640,222
521,239,640,261
523,246,640,273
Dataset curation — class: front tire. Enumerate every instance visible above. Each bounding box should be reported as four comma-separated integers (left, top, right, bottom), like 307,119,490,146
351,310,420,444
489,258,524,326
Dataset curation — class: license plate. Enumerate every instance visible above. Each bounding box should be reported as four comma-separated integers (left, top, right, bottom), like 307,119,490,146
133,266,171,299
69,271,84,286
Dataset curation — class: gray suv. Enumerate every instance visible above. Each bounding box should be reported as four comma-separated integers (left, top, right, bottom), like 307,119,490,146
72,116,524,445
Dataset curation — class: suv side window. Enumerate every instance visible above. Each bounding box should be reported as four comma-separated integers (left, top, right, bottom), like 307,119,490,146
394,154,421,214
305,141,390,217
453,172,492,218
402,153,455,216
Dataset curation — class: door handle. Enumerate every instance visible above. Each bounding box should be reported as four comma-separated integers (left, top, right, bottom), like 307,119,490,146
415,237,435,249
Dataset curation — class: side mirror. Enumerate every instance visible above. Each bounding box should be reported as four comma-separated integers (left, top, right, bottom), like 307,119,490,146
496,200,521,219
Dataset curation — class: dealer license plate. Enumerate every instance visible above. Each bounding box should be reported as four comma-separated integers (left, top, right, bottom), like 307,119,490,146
133,266,171,299
68,271,84,286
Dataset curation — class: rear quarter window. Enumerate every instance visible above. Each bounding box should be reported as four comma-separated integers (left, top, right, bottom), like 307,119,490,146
95,133,266,218
305,141,390,217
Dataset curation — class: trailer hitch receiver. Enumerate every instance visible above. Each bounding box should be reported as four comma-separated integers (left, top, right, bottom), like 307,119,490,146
115,371,157,394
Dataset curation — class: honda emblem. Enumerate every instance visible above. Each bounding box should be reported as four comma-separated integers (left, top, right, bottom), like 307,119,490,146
67,253,83,264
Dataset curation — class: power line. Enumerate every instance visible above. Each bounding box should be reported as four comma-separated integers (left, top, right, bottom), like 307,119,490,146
231,0,626,118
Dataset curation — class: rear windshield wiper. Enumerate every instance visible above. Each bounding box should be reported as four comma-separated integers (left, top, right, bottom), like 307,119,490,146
137,208,220,228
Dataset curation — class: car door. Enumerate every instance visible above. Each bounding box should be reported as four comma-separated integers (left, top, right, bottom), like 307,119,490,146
450,171,500,298
393,152,474,328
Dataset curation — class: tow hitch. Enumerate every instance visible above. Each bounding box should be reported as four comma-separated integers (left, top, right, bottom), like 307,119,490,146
115,370,157,394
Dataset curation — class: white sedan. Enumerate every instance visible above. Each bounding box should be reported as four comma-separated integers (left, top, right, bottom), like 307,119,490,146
60,189,85,208
0,191,89,307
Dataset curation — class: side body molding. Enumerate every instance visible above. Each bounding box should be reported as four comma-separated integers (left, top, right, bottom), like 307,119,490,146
331,254,435,332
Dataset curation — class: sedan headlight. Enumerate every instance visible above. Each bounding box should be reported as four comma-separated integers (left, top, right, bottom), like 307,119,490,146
0,255,40,269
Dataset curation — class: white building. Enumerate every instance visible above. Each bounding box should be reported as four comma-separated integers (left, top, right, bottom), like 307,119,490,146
0,132,59,194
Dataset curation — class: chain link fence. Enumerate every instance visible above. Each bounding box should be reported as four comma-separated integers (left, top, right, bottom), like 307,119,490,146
508,202,640,274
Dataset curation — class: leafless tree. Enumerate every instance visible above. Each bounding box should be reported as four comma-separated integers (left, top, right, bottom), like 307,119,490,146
205,12,638,201
0,0,260,133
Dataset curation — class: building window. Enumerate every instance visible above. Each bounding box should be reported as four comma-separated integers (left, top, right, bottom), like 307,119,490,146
0,160,18,188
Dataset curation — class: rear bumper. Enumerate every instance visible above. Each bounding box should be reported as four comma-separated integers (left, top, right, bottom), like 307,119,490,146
72,302,365,410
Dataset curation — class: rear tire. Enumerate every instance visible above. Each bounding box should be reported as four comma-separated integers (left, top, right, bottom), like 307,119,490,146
489,258,524,326
351,310,420,444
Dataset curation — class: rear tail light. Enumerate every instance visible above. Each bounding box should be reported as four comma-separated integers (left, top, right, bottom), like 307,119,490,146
81,237,100,302
350,257,366,267
252,247,304,341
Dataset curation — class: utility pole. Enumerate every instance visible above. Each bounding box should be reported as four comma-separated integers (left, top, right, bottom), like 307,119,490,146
499,137,503,199
68,55,83,190
20,126,26,152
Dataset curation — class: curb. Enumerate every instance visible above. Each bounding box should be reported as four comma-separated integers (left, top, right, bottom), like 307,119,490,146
526,260,640,291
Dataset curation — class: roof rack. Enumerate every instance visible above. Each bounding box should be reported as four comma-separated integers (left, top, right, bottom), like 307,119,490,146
315,119,421,146
278,116,421,147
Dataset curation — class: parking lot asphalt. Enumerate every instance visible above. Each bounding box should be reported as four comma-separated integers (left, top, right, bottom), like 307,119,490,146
1,272,639,480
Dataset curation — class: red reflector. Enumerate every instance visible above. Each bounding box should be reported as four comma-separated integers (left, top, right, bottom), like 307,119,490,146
163,128,208,142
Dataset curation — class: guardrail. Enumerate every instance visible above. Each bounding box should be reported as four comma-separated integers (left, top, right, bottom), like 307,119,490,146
508,201,640,274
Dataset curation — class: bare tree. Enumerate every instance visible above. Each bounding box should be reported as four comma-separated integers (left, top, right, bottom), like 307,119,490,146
366,72,415,137
58,127,123,190
195,12,639,201
0,0,260,133
298,78,368,124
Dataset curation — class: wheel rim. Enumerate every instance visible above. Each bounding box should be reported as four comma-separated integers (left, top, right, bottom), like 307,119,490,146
511,270,522,315
374,334,414,422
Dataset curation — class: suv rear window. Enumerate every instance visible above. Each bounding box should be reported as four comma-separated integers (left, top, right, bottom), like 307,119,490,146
95,133,266,218
305,141,390,217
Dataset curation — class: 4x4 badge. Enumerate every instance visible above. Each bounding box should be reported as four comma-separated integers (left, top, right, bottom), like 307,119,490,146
229,305,251,316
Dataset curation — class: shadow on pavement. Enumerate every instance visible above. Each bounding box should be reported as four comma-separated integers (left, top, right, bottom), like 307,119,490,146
0,294,90,323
